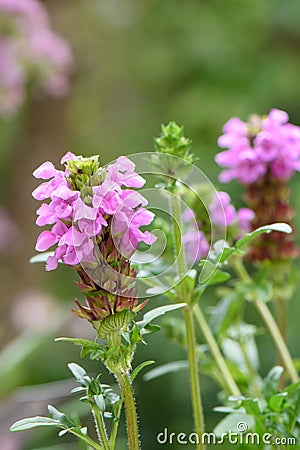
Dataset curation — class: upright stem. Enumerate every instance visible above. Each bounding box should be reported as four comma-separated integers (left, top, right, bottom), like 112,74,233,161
110,400,123,450
239,342,261,397
116,371,140,450
92,406,111,450
193,304,241,397
107,332,140,450
184,306,206,448
71,429,105,450
233,259,298,383
254,300,298,383
276,296,287,344
171,194,205,450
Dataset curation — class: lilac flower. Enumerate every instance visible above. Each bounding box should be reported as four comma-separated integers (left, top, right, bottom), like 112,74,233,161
0,0,72,118
33,153,156,271
0,39,24,116
0,206,19,254
182,191,254,264
183,228,210,265
215,109,300,184
209,191,236,227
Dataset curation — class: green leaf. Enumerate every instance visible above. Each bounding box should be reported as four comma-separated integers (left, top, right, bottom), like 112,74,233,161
220,223,292,263
136,303,186,331
29,252,55,264
140,323,161,336
205,269,231,286
263,366,284,398
235,223,292,250
269,392,288,412
130,324,142,344
68,363,87,381
55,337,99,350
48,406,74,428
94,394,106,412
197,262,231,287
144,360,189,381
56,338,100,359
213,413,255,436
131,360,155,382
10,416,62,432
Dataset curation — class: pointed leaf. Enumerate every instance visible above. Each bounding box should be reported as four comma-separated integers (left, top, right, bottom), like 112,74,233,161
131,360,155,382
263,366,284,398
10,416,61,432
136,303,186,330
220,223,292,263
29,251,55,264
94,394,106,412
68,363,87,381
236,223,292,250
55,337,99,350
48,405,74,428
144,360,189,381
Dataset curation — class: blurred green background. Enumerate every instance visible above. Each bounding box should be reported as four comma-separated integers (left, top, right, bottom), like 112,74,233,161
1,0,300,449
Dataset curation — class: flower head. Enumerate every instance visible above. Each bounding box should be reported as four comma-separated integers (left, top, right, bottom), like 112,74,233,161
32,152,156,330
215,109,300,184
216,109,300,261
33,153,156,271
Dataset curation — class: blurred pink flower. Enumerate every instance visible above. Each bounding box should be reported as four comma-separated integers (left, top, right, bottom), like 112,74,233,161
0,0,73,118
216,109,300,184
0,206,19,254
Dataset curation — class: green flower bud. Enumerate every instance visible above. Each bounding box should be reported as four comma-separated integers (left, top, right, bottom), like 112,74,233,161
154,121,193,161
152,122,194,185
66,155,101,191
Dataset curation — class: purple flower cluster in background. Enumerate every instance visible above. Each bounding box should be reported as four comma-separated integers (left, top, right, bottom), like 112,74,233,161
183,191,254,264
0,0,72,117
33,153,156,271
215,109,300,184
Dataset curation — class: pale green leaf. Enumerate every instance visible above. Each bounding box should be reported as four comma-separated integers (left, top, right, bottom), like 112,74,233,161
136,303,186,330
10,417,61,432
144,360,189,381
131,360,155,382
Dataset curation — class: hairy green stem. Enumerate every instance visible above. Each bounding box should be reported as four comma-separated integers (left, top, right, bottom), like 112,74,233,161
92,407,111,450
107,331,139,449
171,193,205,449
193,304,241,396
184,307,206,449
116,371,140,450
233,259,298,383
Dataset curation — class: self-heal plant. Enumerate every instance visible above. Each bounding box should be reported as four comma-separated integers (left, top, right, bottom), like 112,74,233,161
141,121,299,449
11,151,185,450
216,108,300,364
